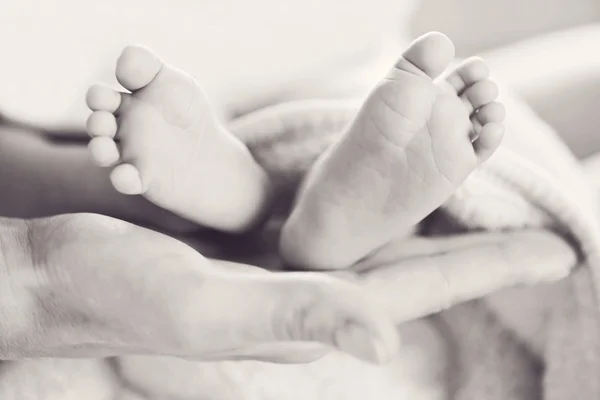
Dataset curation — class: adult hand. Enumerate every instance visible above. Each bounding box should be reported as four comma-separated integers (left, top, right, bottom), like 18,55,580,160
179,223,576,330
0,213,398,365
335,229,577,323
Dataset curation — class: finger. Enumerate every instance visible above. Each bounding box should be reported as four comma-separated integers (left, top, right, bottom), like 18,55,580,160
358,230,576,324
169,269,400,365
198,260,331,364
353,231,508,272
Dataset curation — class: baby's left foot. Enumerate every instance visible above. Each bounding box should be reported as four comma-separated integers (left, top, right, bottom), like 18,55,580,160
85,46,271,233
281,32,505,269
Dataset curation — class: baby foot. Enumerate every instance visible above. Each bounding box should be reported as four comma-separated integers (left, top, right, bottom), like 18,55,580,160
280,32,505,269
85,46,271,232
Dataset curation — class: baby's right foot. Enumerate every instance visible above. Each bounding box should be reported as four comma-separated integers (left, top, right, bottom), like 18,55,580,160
85,46,271,233
281,32,505,269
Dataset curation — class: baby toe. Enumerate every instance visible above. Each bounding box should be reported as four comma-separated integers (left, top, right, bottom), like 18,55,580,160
110,163,144,195
86,111,118,138
86,84,122,112
88,137,120,167
116,45,163,92
392,31,455,80
444,57,489,95
461,79,499,114
475,101,506,126
474,122,505,162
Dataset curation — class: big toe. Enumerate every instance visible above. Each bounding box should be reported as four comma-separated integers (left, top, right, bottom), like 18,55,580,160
394,32,455,80
116,45,163,91
110,163,145,195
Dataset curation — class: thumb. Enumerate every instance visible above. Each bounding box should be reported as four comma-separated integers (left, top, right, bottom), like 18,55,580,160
171,267,399,364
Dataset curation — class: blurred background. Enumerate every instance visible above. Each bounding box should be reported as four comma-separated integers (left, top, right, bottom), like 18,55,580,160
1,0,599,154
416,0,600,158
414,0,600,55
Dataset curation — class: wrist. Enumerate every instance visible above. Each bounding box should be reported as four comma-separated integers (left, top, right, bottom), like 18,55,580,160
0,218,34,275
0,218,38,358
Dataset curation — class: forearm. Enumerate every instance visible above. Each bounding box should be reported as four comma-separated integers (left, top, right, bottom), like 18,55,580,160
0,125,194,231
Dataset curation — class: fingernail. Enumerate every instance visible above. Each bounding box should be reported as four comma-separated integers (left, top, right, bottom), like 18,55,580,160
334,325,389,364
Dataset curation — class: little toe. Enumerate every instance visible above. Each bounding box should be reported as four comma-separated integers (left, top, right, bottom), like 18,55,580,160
392,31,455,80
444,57,489,95
110,163,145,195
86,84,122,112
88,137,120,167
474,101,506,126
474,122,505,162
86,111,117,138
461,79,499,114
116,45,163,92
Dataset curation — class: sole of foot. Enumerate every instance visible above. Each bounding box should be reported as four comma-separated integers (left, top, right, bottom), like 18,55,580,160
86,46,272,233
280,32,505,270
